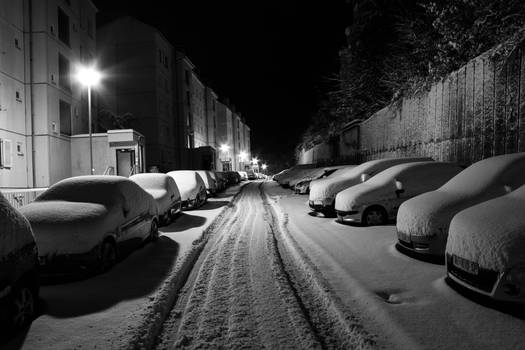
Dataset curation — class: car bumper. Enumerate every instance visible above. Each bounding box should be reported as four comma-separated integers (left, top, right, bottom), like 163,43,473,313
308,200,334,212
336,210,361,223
397,230,447,256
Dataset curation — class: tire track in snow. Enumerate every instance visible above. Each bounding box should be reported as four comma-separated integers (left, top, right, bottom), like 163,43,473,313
156,182,320,349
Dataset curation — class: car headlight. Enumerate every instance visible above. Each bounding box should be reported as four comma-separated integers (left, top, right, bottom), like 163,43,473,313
502,267,525,296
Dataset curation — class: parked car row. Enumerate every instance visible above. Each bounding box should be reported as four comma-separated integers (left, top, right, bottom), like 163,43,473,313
0,168,252,330
276,152,525,303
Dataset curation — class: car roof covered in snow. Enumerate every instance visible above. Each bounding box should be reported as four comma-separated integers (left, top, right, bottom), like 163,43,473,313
0,192,35,259
447,184,525,271
196,170,217,189
130,173,178,191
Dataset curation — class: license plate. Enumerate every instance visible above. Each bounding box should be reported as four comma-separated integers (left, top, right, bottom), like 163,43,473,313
453,255,479,275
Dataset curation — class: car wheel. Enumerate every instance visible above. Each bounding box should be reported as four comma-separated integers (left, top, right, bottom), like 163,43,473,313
9,283,36,329
149,219,159,242
362,206,387,226
100,241,117,272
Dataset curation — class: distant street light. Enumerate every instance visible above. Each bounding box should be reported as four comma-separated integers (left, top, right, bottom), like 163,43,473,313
251,157,258,165
262,164,267,171
219,144,230,153
76,64,102,175
239,151,248,162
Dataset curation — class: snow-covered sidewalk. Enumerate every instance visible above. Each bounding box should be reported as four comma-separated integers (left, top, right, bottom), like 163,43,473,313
266,181,525,350
1,184,244,350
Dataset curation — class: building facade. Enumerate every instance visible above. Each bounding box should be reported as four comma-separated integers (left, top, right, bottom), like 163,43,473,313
0,0,100,188
97,16,175,172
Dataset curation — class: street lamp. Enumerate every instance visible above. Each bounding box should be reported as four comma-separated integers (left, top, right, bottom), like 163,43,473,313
76,64,102,175
262,164,267,171
219,143,230,153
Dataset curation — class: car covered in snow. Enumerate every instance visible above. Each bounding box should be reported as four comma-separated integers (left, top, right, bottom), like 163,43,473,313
238,171,248,181
130,173,181,225
20,176,159,275
0,192,39,329
293,166,352,194
276,164,317,188
397,152,525,257
214,172,228,191
335,162,462,225
309,157,432,217
167,170,207,209
446,184,525,302
224,171,241,185
246,169,257,180
196,170,218,196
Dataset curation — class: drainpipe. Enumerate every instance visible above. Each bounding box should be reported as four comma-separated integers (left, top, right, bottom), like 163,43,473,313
28,0,36,187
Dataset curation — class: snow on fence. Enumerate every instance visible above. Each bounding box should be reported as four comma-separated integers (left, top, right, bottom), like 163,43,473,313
360,33,525,166
1,188,47,209
298,32,525,167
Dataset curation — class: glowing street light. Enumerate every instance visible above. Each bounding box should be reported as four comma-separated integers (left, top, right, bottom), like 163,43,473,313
76,64,102,175
219,144,230,153
239,151,248,162
262,164,267,170
251,157,259,165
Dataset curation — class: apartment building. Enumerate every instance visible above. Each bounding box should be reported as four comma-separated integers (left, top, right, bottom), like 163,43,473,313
97,16,175,172
216,100,233,171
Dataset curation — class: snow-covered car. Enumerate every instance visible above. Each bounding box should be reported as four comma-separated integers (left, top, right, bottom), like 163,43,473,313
246,169,257,180
446,184,525,302
167,170,207,209
397,152,525,257
238,171,248,181
130,173,182,225
272,169,289,182
196,170,218,196
20,176,159,275
293,166,352,194
0,192,39,329
276,164,317,188
335,162,462,225
224,171,241,185
309,157,432,217
214,172,228,191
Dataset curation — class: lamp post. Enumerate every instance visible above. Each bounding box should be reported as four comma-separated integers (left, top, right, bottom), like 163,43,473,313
76,65,101,175
251,157,259,173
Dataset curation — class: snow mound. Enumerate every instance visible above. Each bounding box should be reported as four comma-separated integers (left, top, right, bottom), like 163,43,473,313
309,157,432,203
397,153,525,244
167,171,205,201
0,192,35,259
196,170,217,191
130,173,181,214
335,162,461,211
20,176,157,256
447,184,525,271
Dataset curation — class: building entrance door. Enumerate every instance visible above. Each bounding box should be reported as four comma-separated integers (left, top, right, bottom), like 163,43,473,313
116,149,135,177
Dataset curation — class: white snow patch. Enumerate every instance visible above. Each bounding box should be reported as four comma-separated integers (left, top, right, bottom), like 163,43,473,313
167,171,206,201
447,184,525,271
335,162,462,212
397,153,525,244
310,157,432,203
0,192,35,258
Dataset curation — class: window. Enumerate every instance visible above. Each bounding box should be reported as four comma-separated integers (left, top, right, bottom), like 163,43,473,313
0,139,12,168
186,91,190,106
184,70,190,85
57,7,70,45
16,142,23,155
15,91,21,102
59,100,71,135
14,38,21,49
58,54,71,91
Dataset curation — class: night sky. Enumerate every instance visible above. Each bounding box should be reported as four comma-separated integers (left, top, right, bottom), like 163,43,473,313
93,1,349,170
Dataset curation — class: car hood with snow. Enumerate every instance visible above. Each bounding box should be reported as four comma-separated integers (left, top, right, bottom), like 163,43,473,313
397,152,525,255
276,164,316,186
167,171,206,201
130,173,181,214
309,157,432,205
0,192,35,259
289,166,347,188
447,184,525,272
335,162,462,212
20,176,157,257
